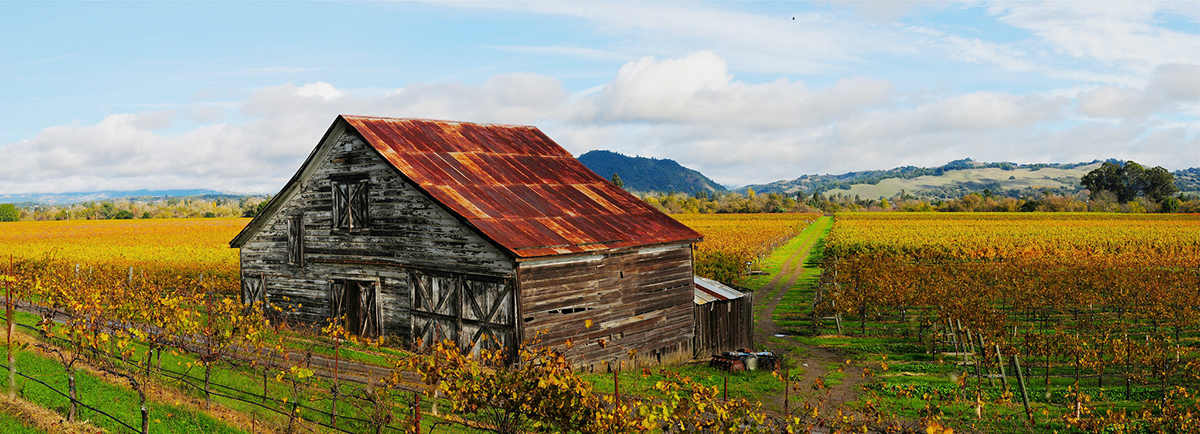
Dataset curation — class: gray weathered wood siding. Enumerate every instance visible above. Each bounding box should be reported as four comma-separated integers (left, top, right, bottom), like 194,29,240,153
693,294,754,357
517,244,695,367
238,131,515,340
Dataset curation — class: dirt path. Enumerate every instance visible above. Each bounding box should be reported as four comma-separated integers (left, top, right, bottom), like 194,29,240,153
752,217,868,414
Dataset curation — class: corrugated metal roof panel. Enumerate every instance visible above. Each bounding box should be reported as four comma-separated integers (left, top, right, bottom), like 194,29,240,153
342,115,703,258
694,275,746,305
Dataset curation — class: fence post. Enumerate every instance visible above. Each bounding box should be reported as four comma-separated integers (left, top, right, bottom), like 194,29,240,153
139,384,149,434
979,334,993,388
1012,355,1032,423
996,344,1008,392
68,370,77,421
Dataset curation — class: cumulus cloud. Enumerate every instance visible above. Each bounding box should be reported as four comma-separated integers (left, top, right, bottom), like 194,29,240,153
573,51,892,128
1,50,1197,194
1076,63,1200,118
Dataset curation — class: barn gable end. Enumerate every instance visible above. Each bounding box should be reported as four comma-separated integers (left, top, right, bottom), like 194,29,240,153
236,127,514,341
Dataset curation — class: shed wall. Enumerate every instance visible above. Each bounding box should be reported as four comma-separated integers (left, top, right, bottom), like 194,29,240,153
517,244,695,367
693,294,754,356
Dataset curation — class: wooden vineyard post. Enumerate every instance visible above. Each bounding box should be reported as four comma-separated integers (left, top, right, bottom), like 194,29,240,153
996,344,1008,392
614,365,620,405
1124,335,1132,400
5,257,14,399
979,334,993,387
967,329,982,386
1012,355,1032,423
947,317,958,363
409,391,422,434
724,374,728,402
137,379,149,434
782,372,789,417
961,320,974,363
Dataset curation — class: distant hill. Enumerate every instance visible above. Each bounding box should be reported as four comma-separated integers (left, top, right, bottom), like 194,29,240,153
0,189,246,205
745,159,1200,200
578,150,726,195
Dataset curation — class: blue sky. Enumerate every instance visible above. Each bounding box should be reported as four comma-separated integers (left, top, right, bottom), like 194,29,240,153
1,1,1197,194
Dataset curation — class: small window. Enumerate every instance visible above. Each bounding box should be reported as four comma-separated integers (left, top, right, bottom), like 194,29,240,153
287,214,304,267
332,178,369,231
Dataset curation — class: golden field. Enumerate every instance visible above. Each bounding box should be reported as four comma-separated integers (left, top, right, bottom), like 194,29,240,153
0,214,824,290
0,218,249,289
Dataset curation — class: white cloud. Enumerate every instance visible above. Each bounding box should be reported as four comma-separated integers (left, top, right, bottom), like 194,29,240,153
294,82,345,101
1,50,1196,194
573,51,893,128
1076,63,1200,118
990,2,1200,72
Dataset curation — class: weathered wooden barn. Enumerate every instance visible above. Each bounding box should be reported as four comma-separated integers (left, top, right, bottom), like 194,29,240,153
692,276,753,356
230,115,703,366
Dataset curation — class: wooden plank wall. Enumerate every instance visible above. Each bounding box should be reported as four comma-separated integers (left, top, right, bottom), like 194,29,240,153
238,132,515,341
518,244,695,368
693,292,754,357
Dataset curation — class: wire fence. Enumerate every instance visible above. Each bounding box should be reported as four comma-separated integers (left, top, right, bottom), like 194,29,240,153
4,316,423,434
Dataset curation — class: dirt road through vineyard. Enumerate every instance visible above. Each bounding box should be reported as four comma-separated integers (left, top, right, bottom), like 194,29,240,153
751,217,868,413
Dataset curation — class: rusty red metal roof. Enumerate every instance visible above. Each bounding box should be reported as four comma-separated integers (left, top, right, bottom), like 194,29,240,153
341,115,703,258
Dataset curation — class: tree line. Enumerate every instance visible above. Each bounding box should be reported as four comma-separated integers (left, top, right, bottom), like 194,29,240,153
642,160,1197,214
0,196,269,222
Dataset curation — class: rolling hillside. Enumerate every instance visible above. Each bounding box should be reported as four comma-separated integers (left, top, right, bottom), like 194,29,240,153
746,159,1199,200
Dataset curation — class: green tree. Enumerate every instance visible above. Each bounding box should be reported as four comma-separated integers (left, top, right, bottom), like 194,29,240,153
1161,196,1182,213
0,204,17,222
1082,160,1177,203
1142,166,1179,202
610,173,624,188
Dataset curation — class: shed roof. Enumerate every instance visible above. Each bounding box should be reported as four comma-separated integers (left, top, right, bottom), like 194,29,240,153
693,275,746,305
231,115,702,258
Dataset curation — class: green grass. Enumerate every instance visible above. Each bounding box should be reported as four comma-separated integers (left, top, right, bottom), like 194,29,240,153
755,214,1200,433
0,411,42,434
13,349,243,434
580,363,787,405
5,309,476,434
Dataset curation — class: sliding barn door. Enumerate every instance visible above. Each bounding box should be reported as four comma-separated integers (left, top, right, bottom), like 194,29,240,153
411,270,515,359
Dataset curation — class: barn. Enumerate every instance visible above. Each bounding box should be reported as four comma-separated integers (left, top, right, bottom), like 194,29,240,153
230,115,703,366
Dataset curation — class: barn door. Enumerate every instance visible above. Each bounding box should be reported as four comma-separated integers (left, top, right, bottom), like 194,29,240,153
411,271,515,359
330,279,382,338
461,279,515,357
411,272,459,348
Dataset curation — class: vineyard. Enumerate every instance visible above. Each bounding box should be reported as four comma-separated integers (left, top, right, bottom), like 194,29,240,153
674,213,821,283
0,214,839,434
6,213,1193,433
0,218,245,292
807,213,1200,432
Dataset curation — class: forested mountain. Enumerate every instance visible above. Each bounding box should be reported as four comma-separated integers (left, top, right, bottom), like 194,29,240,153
577,150,726,194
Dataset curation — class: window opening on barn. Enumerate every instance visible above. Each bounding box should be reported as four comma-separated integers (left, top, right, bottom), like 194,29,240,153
330,279,382,338
241,274,265,307
332,176,369,231
287,214,305,267
548,307,594,315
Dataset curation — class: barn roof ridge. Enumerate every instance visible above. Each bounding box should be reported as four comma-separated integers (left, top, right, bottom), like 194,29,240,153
339,114,539,130
231,115,703,258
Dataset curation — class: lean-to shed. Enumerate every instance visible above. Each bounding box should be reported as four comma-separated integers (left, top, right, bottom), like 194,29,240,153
692,276,754,356
230,115,703,366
